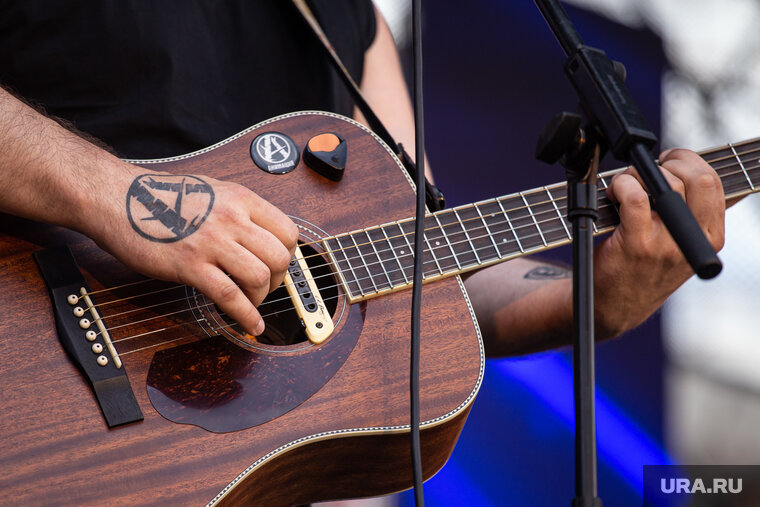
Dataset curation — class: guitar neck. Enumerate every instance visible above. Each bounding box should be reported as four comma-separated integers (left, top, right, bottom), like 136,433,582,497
326,137,760,302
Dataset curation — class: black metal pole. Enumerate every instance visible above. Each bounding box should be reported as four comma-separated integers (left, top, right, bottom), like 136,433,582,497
567,144,603,507
569,176,602,507
534,0,584,54
535,111,604,506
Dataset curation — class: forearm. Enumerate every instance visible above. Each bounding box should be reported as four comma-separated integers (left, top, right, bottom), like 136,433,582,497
464,258,574,356
0,87,138,237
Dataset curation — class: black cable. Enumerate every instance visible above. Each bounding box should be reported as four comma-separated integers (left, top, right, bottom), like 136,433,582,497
410,0,425,505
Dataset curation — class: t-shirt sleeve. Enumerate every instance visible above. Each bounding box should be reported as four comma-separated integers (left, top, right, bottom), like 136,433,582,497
354,0,378,52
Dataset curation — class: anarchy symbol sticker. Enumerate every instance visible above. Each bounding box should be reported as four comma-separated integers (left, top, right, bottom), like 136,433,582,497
250,131,300,174
126,174,215,243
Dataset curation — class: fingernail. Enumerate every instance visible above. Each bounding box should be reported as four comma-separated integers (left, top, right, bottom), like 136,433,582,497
254,319,265,336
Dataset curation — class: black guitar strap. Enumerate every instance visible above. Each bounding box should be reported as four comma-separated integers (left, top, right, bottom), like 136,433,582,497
291,0,445,211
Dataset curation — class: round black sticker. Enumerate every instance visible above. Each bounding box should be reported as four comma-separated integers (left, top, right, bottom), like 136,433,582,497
250,131,300,174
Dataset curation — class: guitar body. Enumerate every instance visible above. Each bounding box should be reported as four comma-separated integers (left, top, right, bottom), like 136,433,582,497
0,112,484,506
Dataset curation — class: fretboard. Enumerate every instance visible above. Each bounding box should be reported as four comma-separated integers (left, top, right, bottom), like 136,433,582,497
325,137,760,303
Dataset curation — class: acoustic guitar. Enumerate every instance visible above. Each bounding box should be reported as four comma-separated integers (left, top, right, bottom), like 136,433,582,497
0,111,756,506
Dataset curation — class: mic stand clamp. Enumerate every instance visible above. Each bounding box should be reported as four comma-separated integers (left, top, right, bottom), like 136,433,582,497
534,0,721,280
536,111,603,507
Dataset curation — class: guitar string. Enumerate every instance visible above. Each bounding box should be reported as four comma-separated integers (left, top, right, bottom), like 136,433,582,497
98,195,607,339
73,171,618,303
119,335,191,356
74,148,760,311
95,163,753,342
95,204,581,332
77,156,759,329
78,182,621,317
291,164,738,261
291,144,760,260
77,140,760,304
76,139,760,304
276,138,760,257
73,180,613,309
99,158,760,353
78,156,758,316
106,159,735,355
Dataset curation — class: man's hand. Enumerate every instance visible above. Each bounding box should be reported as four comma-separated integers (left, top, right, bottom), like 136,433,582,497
93,170,299,337
464,148,726,356
0,88,298,337
593,148,726,337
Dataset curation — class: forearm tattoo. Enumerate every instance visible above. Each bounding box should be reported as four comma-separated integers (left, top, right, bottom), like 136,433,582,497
524,265,571,280
126,174,214,243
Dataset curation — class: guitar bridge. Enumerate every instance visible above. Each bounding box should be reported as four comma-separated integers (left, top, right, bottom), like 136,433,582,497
34,247,143,428
283,246,334,344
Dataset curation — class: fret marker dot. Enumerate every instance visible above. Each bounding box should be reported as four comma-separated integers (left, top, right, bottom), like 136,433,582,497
435,241,441,246
400,249,405,254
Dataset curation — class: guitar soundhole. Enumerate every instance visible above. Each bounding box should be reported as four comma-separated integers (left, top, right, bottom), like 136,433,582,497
209,242,341,350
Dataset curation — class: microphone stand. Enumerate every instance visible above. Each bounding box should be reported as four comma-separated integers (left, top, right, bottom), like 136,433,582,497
533,1,723,505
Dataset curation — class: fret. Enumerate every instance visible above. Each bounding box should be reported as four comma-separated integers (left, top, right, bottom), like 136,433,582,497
432,213,462,270
544,186,571,239
379,225,410,285
592,188,601,233
436,209,479,268
704,142,756,197
499,195,544,251
495,197,524,253
710,156,748,198
474,203,502,258
703,145,738,170
452,208,482,264
389,221,416,281
701,143,737,167
455,205,500,264
520,192,546,246
477,199,522,258
426,214,461,273
398,219,440,278
349,234,379,293
324,236,363,298
422,225,444,276
522,189,570,245
736,139,760,190
729,142,754,190
362,229,394,290
334,234,375,296
595,174,620,229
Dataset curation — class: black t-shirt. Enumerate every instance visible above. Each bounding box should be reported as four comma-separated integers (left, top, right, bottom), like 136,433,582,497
0,0,376,158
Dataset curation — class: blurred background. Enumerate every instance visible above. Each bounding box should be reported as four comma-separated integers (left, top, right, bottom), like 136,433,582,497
330,1,760,505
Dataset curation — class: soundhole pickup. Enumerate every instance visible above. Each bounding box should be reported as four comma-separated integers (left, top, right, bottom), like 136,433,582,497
33,247,143,428
284,246,334,344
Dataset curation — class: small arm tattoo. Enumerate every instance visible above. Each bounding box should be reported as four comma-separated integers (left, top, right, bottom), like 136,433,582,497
524,265,571,280
126,174,215,243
